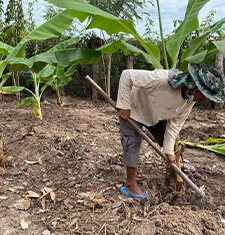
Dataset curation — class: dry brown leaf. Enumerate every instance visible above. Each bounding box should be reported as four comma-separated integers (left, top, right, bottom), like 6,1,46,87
44,187,52,193
14,198,31,210
92,198,108,205
7,186,24,192
25,191,40,198
38,158,43,165
87,184,94,194
77,192,91,198
84,202,96,208
63,199,73,209
50,191,56,202
41,198,46,210
52,220,57,227
41,188,45,195
68,218,77,229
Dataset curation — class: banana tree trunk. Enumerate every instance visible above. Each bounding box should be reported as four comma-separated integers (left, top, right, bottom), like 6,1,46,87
214,39,224,109
126,54,134,69
12,71,20,101
107,53,112,97
92,62,99,101
0,128,4,167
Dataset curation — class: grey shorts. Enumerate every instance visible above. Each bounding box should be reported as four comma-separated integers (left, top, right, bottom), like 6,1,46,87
120,119,167,167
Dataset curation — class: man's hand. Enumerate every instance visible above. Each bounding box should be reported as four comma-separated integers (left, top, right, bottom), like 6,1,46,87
118,109,131,122
166,154,176,166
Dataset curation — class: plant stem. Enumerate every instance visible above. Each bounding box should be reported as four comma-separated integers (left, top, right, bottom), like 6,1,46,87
0,78,8,89
156,0,169,69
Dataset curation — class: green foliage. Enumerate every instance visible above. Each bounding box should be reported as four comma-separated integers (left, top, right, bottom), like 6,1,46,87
26,0,37,32
0,86,25,94
180,17,225,70
0,0,3,31
3,0,26,46
46,0,225,70
166,0,211,68
182,138,225,156
9,48,101,73
87,0,147,21
17,97,34,108
43,4,80,37
46,0,162,68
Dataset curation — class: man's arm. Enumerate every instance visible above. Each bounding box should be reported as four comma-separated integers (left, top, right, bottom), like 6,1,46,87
163,103,194,158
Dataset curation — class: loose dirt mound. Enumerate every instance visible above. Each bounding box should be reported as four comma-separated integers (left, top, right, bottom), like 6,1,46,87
0,96,225,234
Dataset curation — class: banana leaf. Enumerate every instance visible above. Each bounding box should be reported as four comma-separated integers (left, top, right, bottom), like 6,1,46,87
179,17,225,71
8,48,102,73
98,40,157,65
8,10,75,60
0,9,75,81
45,0,162,69
17,97,34,108
49,37,80,51
0,42,14,56
0,86,25,94
166,0,211,68
185,40,225,64
182,137,225,156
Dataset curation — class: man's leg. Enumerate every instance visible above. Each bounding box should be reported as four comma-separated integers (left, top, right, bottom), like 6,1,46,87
120,119,145,196
126,166,145,196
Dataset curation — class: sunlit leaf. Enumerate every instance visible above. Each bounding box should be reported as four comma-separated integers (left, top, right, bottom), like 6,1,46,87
0,86,25,94
182,138,225,156
0,42,14,56
49,37,80,51
201,138,225,144
166,0,211,68
46,0,162,68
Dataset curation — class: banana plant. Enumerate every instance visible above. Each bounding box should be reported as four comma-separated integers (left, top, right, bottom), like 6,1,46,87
45,0,225,70
0,69,53,120
43,65,76,106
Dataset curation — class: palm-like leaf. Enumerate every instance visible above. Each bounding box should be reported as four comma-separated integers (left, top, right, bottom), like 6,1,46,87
166,0,211,68
182,138,225,156
180,17,225,70
45,0,162,69
0,42,14,56
8,48,101,73
185,40,225,64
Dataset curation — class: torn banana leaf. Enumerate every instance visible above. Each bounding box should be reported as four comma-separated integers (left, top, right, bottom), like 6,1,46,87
181,138,225,156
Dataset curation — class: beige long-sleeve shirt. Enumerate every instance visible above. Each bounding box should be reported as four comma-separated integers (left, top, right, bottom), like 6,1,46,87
116,69,195,155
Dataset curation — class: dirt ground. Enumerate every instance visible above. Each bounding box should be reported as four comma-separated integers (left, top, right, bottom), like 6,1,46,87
0,94,225,235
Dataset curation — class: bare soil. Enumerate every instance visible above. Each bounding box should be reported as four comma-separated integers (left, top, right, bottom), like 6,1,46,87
0,95,225,235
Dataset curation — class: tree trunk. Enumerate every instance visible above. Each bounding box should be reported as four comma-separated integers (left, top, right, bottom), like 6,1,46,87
126,54,134,69
0,128,5,167
107,54,112,97
92,62,99,101
12,71,20,101
213,39,224,109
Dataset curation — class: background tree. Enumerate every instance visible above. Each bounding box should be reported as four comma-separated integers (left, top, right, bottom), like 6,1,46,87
3,0,26,99
0,0,3,35
3,0,26,46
